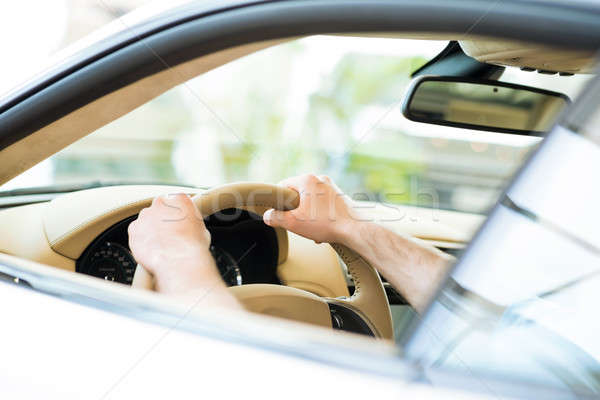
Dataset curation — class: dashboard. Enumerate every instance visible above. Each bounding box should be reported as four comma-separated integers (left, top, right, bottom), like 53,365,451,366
0,183,482,318
0,184,484,340
76,208,280,287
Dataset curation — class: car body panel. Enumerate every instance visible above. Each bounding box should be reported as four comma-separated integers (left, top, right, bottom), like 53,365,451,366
0,0,599,398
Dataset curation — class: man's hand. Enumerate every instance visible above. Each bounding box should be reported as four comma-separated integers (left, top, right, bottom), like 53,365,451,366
128,194,223,295
263,174,360,245
264,174,453,312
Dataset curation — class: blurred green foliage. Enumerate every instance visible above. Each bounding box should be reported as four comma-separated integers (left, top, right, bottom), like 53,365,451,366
55,44,432,205
217,50,430,204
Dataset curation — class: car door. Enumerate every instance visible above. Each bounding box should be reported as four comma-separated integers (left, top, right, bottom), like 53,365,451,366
0,1,599,399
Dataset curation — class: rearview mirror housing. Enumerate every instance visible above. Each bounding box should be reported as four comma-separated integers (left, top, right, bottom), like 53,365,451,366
402,76,570,136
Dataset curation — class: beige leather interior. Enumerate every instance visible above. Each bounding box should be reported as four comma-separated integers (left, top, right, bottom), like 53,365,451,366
0,184,356,299
362,201,482,243
0,202,75,270
40,184,296,261
229,284,333,328
278,233,350,298
347,33,597,73
329,243,393,339
44,185,201,259
0,184,481,302
0,30,524,341
131,183,394,339
460,39,597,74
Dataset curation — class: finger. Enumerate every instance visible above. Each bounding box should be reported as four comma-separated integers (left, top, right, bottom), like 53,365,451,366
161,193,192,207
166,193,207,224
263,208,296,230
278,174,319,193
158,193,190,214
151,195,164,206
127,221,141,250
170,193,204,221
138,207,150,218
127,219,137,236
277,176,303,191
317,175,332,184
318,175,343,193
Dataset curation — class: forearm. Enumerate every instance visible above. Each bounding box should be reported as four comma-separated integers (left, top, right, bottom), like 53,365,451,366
338,221,454,312
261,174,454,312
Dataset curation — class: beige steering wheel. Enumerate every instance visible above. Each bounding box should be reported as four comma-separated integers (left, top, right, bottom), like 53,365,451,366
132,183,393,340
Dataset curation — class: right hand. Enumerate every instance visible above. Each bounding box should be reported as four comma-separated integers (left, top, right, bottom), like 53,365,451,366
263,174,360,244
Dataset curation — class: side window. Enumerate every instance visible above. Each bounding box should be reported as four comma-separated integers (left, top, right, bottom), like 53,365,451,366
405,71,600,393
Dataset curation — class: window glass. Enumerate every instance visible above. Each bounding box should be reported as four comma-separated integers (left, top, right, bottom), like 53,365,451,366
405,122,600,394
3,36,590,214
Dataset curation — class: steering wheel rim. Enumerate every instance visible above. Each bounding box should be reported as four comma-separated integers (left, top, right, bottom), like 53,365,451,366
132,182,393,340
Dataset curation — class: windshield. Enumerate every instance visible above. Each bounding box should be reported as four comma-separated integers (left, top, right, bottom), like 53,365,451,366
0,35,591,214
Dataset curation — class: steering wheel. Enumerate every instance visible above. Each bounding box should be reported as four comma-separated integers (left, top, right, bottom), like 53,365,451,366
132,183,393,340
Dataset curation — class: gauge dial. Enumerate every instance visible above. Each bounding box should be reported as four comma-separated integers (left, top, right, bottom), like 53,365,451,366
210,245,242,286
79,240,242,287
81,242,137,284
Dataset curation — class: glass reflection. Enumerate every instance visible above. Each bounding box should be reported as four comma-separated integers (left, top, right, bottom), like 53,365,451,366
406,203,600,395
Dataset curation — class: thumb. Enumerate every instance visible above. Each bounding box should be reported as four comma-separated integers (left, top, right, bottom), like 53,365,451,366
264,208,295,229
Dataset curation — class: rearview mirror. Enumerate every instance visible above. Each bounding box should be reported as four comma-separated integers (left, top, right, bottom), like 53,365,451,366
402,76,569,136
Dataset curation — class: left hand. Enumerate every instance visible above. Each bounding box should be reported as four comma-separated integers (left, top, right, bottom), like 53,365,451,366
128,194,223,294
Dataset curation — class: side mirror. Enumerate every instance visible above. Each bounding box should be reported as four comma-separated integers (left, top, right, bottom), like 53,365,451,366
402,76,570,136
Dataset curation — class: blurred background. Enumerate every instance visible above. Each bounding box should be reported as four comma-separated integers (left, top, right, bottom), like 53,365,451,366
0,0,591,214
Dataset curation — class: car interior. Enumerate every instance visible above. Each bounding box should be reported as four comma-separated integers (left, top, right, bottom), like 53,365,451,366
0,31,596,344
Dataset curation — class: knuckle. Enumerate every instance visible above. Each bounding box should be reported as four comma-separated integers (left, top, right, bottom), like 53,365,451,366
300,174,318,188
318,175,331,183
285,214,298,228
172,194,195,211
263,210,276,226
170,193,189,202
127,221,136,233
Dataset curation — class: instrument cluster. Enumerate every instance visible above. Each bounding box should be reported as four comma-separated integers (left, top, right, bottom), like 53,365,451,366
76,210,280,287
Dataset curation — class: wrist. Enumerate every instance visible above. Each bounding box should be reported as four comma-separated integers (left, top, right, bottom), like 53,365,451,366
154,247,221,293
334,217,368,248
157,262,223,294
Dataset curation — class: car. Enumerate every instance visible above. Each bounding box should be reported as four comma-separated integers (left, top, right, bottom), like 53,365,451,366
0,0,599,398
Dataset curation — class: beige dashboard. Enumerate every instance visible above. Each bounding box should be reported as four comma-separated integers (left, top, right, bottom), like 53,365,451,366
0,185,484,298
